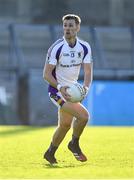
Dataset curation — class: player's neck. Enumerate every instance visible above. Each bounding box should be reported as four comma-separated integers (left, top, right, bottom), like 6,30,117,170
65,37,77,48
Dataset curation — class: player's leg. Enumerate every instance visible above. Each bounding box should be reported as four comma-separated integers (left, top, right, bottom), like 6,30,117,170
51,108,74,146
61,101,89,127
44,89,89,163
67,115,89,162
44,108,74,164
72,110,90,138
61,101,89,161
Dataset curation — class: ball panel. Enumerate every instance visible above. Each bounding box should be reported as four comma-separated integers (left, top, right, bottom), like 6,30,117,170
66,83,85,103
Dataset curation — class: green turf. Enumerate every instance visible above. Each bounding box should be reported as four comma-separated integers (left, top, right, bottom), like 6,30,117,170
0,126,134,179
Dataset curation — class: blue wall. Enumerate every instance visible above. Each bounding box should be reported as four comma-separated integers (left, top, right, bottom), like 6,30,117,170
82,81,134,126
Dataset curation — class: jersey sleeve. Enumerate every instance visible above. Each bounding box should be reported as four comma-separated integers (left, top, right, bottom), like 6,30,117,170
46,46,57,65
83,43,93,63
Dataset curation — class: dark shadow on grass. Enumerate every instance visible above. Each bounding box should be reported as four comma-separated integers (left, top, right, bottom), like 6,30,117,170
43,161,87,168
0,126,43,137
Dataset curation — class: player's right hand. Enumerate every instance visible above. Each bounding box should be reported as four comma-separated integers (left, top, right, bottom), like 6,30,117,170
60,86,71,101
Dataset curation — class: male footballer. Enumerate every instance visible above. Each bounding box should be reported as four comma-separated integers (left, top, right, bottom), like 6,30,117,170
43,14,93,164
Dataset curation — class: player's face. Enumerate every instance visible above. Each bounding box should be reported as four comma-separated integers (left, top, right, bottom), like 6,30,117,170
63,19,80,39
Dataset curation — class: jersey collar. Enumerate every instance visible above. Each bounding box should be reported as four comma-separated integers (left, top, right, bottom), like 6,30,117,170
63,36,78,48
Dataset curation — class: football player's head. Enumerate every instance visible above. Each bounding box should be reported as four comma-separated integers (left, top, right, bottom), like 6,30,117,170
62,14,81,25
62,14,81,39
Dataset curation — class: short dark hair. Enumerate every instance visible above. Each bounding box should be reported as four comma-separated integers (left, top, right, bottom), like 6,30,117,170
62,14,81,25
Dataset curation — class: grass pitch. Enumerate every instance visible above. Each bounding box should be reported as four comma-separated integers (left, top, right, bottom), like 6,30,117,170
0,126,134,179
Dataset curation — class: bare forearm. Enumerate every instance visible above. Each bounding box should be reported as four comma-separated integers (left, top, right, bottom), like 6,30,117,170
83,72,92,87
83,63,93,88
43,64,58,89
44,73,58,88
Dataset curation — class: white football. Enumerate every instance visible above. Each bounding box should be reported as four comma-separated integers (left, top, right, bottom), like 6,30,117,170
66,83,85,103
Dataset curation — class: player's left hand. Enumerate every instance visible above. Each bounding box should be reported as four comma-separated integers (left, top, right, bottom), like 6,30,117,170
83,86,89,97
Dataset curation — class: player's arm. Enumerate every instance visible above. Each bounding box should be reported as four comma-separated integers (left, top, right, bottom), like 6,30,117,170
43,46,59,89
83,62,93,94
43,63,71,100
43,63,58,89
82,42,93,95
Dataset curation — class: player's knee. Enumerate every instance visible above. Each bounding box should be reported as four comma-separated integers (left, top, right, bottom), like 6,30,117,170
60,121,71,130
81,111,89,123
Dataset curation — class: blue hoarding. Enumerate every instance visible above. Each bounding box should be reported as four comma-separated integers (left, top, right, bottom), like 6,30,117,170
82,81,134,126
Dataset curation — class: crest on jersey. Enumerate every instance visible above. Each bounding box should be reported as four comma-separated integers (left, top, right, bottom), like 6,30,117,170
78,52,82,58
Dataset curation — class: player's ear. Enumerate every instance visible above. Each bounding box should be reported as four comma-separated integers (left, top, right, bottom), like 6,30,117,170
77,24,80,32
